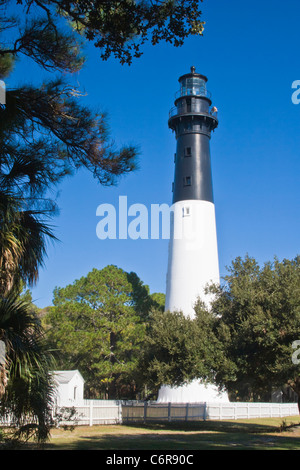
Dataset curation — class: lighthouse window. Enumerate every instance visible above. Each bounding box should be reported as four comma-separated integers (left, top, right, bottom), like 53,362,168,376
183,206,190,217
183,176,191,186
185,147,192,157
186,98,191,112
180,77,207,97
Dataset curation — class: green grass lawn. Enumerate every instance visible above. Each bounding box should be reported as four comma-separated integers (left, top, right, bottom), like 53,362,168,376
40,416,300,450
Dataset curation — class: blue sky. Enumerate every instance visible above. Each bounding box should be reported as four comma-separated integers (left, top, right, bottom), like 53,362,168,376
9,0,300,307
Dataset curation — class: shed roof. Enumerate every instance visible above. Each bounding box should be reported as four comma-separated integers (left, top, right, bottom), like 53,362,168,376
52,370,84,384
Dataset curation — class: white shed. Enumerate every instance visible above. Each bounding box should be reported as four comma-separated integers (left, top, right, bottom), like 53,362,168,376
52,370,85,406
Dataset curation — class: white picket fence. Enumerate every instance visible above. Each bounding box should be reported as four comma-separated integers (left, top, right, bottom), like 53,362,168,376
56,400,299,426
56,399,122,426
203,402,299,421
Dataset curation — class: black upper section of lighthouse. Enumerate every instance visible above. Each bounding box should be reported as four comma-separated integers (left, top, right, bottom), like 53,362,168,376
169,67,218,204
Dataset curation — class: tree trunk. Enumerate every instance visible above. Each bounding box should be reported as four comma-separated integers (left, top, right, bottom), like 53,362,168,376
0,364,9,398
0,340,8,399
108,331,117,399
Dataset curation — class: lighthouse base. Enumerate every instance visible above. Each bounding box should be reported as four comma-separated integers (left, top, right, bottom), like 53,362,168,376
157,379,229,403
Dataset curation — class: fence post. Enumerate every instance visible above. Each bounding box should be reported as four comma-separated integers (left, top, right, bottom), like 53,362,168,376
168,402,172,422
118,401,122,424
89,400,93,426
185,403,189,422
144,401,147,424
203,402,207,421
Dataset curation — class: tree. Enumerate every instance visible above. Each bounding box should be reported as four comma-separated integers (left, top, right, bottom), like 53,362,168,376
210,255,300,409
0,292,56,443
126,271,166,320
139,309,198,394
45,265,158,398
149,292,166,313
0,0,205,204
0,190,57,297
0,79,137,292
0,0,205,66
139,301,225,397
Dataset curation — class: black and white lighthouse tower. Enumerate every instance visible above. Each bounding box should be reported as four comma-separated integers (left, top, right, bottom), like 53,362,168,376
158,67,229,403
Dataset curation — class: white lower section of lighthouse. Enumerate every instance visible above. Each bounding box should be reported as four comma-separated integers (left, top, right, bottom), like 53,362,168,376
157,380,228,403
158,199,229,403
165,200,220,317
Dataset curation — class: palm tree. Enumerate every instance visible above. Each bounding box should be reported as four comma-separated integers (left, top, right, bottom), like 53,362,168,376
0,191,56,296
0,293,56,443
0,115,58,444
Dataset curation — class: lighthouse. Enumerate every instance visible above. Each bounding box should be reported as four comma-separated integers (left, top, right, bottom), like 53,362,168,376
157,67,229,403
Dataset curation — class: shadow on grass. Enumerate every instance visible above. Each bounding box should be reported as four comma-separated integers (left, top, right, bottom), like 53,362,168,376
43,420,300,451
122,420,279,434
